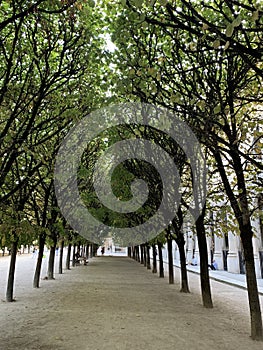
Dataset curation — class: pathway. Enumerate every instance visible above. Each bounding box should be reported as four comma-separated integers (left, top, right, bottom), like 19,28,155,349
0,255,262,350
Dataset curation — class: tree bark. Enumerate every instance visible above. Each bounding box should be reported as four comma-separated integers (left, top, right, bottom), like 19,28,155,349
72,243,76,267
6,237,18,302
152,244,157,273
58,239,64,274
92,244,97,257
136,246,140,262
143,245,147,267
177,237,190,293
167,235,174,284
128,246,131,258
66,243,71,270
90,243,93,258
33,232,45,288
48,245,56,279
195,210,213,308
241,225,263,340
132,246,136,259
140,244,144,264
157,242,164,278
86,243,90,259
214,137,263,339
146,244,151,269
134,246,138,261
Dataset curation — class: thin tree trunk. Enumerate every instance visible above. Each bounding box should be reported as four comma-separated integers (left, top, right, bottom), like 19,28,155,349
143,245,147,267
86,243,90,259
33,233,45,288
177,238,190,293
146,245,151,269
157,242,164,278
134,246,138,261
92,244,97,257
213,146,263,337
59,239,64,274
140,244,144,264
90,244,93,258
72,244,76,267
128,246,131,258
137,246,140,262
241,226,263,340
152,244,157,273
196,211,213,308
66,244,71,270
132,246,135,259
167,236,174,284
6,237,18,302
48,245,56,279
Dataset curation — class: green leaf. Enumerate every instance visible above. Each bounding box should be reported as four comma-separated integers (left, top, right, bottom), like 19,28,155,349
252,10,259,21
213,105,221,114
132,0,143,8
171,92,181,103
223,41,230,50
225,23,234,37
213,39,220,49
232,16,241,27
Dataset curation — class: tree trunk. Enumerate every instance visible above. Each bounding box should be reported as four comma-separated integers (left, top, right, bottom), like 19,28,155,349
33,233,45,288
128,246,131,258
72,244,76,267
241,226,263,340
146,245,151,269
152,244,157,273
66,244,71,270
132,246,136,259
134,246,138,261
143,245,147,267
167,236,174,284
92,244,97,257
140,244,144,264
137,246,140,262
213,147,263,338
134,246,137,261
157,242,164,278
196,211,213,308
86,243,90,259
6,237,18,302
48,245,56,279
177,237,190,293
59,239,64,274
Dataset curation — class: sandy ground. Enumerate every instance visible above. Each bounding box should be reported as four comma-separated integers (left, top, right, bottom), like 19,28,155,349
0,252,263,350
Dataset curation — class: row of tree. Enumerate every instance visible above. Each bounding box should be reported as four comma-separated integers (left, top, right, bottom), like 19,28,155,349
0,0,109,307
102,0,263,341
0,0,262,342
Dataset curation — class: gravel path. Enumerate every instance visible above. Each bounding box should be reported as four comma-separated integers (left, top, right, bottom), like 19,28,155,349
0,254,262,350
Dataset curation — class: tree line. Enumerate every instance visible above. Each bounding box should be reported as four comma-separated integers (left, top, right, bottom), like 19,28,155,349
0,0,262,342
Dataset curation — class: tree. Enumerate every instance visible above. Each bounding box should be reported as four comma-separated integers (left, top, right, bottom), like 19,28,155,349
0,0,113,292
106,0,263,339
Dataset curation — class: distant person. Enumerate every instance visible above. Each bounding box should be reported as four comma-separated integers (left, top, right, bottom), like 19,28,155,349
32,247,38,258
209,259,218,270
191,256,197,266
101,247,105,255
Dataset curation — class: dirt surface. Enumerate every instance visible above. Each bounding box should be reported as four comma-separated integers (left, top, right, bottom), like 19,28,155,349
0,253,263,350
